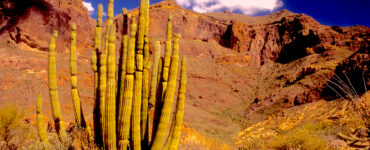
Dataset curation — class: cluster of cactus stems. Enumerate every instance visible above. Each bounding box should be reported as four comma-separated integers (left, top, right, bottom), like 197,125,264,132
38,0,187,149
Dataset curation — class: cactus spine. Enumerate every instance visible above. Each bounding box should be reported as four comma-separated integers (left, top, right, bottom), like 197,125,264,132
151,34,181,150
36,94,52,150
70,23,85,128
105,25,117,150
48,32,67,143
118,18,137,150
92,4,103,145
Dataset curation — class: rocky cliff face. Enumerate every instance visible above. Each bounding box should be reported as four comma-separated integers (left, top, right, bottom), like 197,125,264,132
0,0,94,55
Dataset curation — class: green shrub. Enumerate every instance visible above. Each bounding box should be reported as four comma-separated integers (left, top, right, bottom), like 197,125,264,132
0,103,37,149
271,125,329,150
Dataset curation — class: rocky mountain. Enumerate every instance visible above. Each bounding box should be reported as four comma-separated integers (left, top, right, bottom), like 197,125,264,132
0,0,94,56
0,0,368,148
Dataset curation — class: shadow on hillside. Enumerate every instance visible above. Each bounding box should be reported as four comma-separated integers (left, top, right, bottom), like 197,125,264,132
321,46,369,100
0,0,71,39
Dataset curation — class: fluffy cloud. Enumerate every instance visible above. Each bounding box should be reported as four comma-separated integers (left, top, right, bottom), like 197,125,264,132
82,1,95,12
175,0,283,15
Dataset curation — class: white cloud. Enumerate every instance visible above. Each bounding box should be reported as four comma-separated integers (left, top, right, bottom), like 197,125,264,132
82,1,95,12
175,0,283,15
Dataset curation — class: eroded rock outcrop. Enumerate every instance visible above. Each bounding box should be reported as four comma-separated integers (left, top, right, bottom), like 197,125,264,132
0,0,94,54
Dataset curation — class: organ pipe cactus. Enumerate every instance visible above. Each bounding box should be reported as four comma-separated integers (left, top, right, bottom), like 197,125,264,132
141,35,151,147
105,25,117,150
132,24,144,150
40,1,188,150
118,18,137,150
117,9,128,123
149,41,161,107
162,14,173,95
152,14,173,141
104,0,114,54
36,94,52,150
70,23,85,128
48,32,67,143
168,55,187,150
92,3,103,145
151,34,181,150
99,52,107,147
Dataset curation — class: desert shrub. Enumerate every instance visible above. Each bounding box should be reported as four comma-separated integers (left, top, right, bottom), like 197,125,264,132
271,124,328,150
0,103,38,149
239,123,329,150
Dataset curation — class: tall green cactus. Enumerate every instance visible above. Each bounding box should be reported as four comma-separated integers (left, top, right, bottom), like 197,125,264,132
105,25,117,150
162,14,173,96
132,18,144,150
104,0,114,54
48,32,67,143
167,56,187,150
141,0,151,147
151,56,163,141
118,18,137,150
36,94,52,150
41,1,189,149
70,23,85,128
151,34,181,150
141,58,150,147
93,3,103,145
99,52,107,147
149,41,161,107
117,9,128,136
117,8,128,116
152,14,173,141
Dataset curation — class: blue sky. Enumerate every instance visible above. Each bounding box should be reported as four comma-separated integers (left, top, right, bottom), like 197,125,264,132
82,0,370,27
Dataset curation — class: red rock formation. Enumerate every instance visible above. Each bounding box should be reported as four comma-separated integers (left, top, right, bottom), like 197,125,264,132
0,0,94,55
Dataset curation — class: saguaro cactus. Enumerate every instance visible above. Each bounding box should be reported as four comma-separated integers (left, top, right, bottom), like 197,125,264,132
105,25,117,150
48,33,67,143
118,18,137,150
70,23,85,128
151,34,181,150
36,94,52,150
